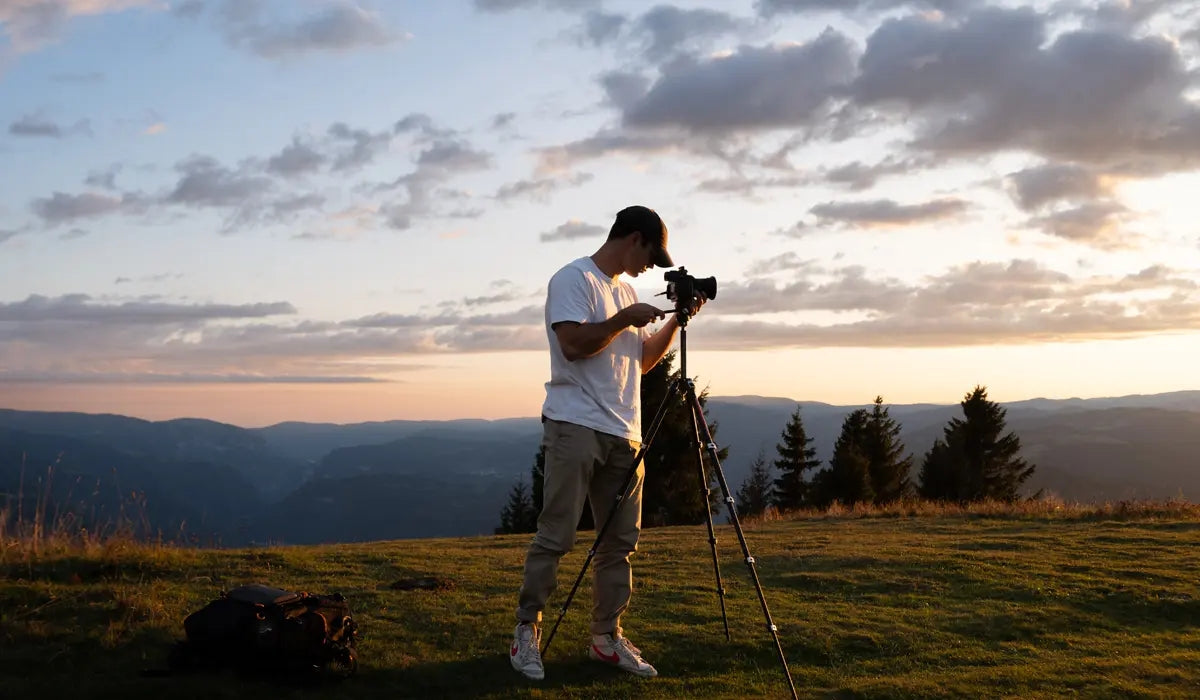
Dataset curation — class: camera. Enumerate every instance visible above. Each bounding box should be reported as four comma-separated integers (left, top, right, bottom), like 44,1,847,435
664,267,717,312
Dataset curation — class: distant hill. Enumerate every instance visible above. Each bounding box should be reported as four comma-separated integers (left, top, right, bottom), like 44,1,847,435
1,390,1197,543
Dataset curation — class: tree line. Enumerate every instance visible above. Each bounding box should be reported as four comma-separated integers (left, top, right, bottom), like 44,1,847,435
497,351,1036,533
734,387,1035,517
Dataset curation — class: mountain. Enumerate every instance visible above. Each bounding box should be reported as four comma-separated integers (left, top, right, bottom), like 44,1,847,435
1,390,1197,544
251,417,541,465
704,396,1200,504
0,409,307,501
0,427,263,543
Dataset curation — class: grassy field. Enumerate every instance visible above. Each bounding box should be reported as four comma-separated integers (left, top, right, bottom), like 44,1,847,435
2,503,1199,699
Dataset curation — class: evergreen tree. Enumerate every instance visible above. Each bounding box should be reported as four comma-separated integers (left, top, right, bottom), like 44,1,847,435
917,433,962,501
863,396,913,502
810,409,874,507
918,386,1035,502
735,450,774,518
639,350,728,527
770,405,821,511
496,479,537,534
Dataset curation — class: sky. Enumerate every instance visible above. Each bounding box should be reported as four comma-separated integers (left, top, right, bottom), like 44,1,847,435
1,0,1199,427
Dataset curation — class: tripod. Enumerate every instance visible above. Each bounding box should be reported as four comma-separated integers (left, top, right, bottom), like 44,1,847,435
539,309,798,700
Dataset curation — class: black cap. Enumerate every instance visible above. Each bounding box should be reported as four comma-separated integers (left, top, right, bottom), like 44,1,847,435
612,205,673,268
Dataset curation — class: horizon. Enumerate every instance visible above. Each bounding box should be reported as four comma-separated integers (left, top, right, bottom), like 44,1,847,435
3,1,1199,425
3,385,1198,430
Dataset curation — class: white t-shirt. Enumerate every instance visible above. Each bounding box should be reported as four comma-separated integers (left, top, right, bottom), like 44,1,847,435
541,256,650,442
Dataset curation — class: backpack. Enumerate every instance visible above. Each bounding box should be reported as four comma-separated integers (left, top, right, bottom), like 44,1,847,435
168,584,359,681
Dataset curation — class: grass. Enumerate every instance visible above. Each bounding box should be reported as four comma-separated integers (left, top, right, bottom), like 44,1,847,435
1,501,1199,699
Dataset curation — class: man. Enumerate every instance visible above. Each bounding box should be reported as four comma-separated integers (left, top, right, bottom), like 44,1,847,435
509,204,702,681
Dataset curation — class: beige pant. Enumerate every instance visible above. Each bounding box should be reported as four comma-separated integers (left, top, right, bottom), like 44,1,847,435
516,418,644,636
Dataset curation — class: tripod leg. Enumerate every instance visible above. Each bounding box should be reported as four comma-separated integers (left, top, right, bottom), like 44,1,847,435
684,378,799,700
685,386,730,641
539,380,682,658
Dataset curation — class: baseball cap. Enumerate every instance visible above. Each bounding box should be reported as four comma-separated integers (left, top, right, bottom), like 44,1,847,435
612,205,674,268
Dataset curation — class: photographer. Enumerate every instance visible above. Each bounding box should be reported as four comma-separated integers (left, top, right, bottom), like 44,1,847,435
509,205,704,681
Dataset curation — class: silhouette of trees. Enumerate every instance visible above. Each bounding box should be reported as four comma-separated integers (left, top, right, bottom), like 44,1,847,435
639,350,728,526
770,405,821,511
809,397,913,507
735,450,774,518
918,386,1035,502
496,479,537,534
863,396,913,503
810,408,873,507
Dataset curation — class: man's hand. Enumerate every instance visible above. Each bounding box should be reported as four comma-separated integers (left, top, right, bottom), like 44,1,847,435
682,291,708,318
619,303,667,328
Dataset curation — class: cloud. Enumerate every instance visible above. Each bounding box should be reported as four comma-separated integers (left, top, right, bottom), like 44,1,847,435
4,258,1198,383
694,258,1200,349
621,29,858,132
744,252,821,276
0,371,386,384
0,0,158,52
494,172,593,202
166,155,272,209
376,137,493,230
31,191,133,224
755,0,975,17
1004,163,1112,211
328,122,393,171
851,7,1200,172
218,1,406,58
143,122,166,135
535,129,685,173
696,173,808,196
0,294,295,323
474,0,600,12
1026,201,1132,246
0,227,26,244
8,114,90,138
579,6,750,64
823,155,933,191
808,198,968,227
266,137,327,177
539,219,605,242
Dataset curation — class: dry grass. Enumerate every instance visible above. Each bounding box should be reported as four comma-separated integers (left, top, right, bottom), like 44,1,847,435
745,496,1200,525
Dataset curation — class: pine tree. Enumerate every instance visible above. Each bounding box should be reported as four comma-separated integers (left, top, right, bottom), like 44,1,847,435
735,450,774,518
917,432,963,501
496,479,537,534
918,386,1035,502
639,350,728,527
770,405,821,511
863,396,913,503
811,408,875,507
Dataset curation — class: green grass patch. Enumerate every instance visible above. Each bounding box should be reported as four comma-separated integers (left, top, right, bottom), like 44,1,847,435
2,512,1199,698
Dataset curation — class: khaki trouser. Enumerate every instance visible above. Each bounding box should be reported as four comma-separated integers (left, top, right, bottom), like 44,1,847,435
516,418,644,636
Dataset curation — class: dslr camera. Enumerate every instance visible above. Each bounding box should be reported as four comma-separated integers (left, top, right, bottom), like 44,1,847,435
664,267,717,314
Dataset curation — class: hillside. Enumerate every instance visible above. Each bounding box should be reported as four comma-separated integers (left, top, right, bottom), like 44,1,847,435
1,391,1198,543
2,509,1198,698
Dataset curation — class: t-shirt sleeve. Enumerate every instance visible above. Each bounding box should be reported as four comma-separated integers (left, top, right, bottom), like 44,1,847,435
547,267,593,327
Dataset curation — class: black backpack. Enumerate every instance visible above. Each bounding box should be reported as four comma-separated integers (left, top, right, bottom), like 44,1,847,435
167,584,359,680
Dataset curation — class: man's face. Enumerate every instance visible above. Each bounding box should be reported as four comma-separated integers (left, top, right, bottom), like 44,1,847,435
622,232,656,278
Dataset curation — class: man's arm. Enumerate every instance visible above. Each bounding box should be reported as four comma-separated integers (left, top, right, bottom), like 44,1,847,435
555,303,665,361
640,314,679,373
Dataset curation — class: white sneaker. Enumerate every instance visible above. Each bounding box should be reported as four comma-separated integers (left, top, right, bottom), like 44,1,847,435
589,632,657,677
510,623,544,680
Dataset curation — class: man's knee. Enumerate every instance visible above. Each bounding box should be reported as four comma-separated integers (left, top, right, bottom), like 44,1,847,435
531,528,577,556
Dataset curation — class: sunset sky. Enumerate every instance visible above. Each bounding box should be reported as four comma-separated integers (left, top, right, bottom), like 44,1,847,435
2,0,1199,427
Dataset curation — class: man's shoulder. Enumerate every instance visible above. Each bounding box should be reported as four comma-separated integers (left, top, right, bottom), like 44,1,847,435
551,257,596,284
